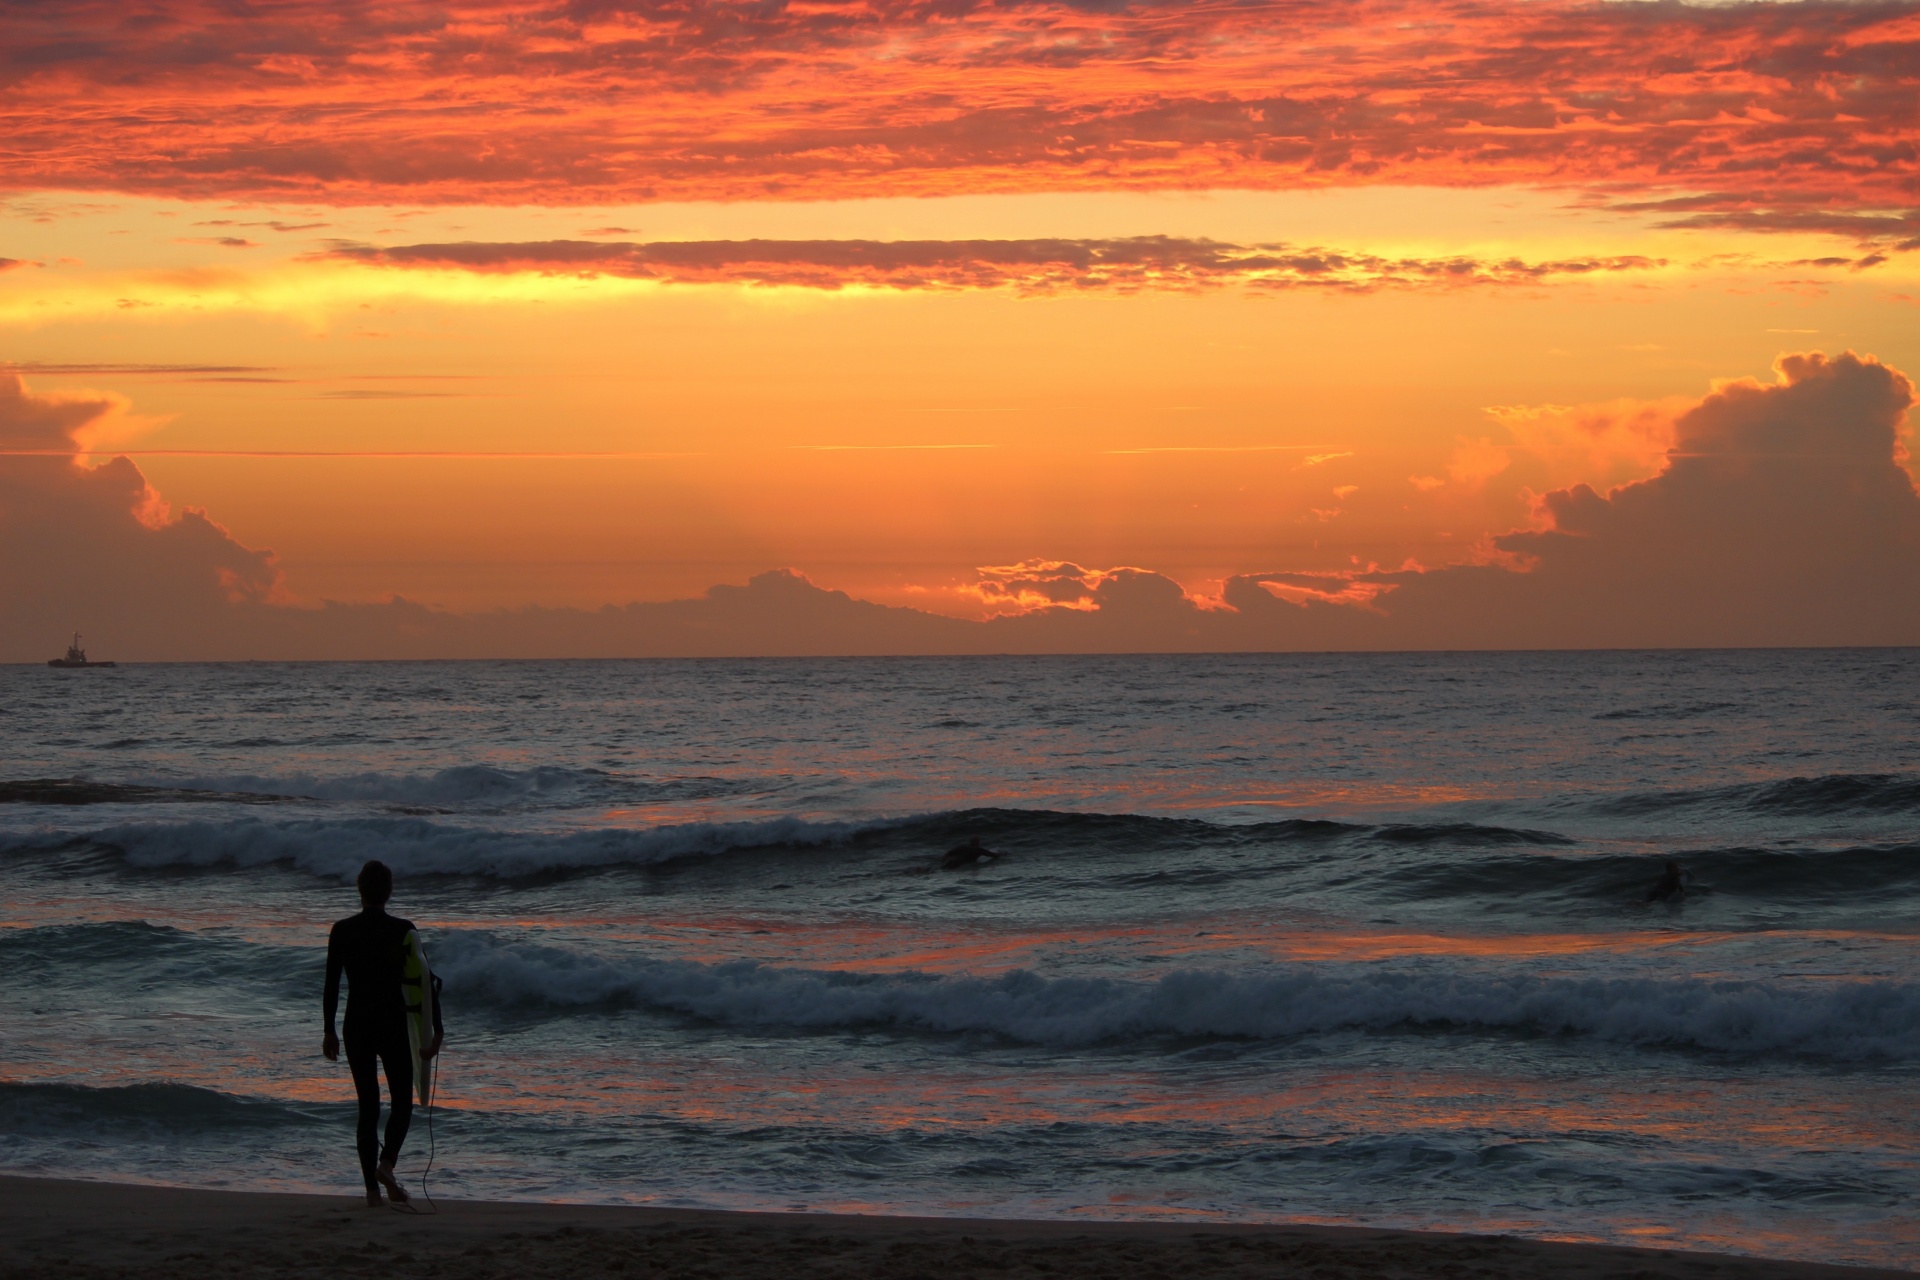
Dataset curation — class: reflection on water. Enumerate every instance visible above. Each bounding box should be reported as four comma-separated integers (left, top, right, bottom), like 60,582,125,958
1,652,1917,1266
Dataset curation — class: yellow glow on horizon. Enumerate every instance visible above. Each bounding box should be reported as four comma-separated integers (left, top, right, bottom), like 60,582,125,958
6,182,1918,622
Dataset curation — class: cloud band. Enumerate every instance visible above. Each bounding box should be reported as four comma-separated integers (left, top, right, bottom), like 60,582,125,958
316,236,1664,293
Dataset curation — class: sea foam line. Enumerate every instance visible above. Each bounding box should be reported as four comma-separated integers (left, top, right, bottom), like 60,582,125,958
434,934,1920,1061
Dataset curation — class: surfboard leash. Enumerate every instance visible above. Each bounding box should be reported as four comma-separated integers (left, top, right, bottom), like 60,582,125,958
414,1048,439,1214
391,974,444,1216
416,972,444,1214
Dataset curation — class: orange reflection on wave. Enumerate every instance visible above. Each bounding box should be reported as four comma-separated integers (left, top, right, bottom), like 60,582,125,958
367,1050,1920,1159
601,779,1492,822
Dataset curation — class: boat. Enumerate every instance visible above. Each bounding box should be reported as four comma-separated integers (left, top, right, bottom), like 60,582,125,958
47,632,116,668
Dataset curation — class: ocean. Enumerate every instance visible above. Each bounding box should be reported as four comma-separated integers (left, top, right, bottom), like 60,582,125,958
1,651,1916,1267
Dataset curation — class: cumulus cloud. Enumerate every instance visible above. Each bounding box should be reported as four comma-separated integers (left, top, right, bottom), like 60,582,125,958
966,561,1217,618
5,355,1917,659
0,375,284,658
319,237,1661,294
2,1,1915,207
1482,398,1688,496
1443,437,1511,488
1224,352,1920,648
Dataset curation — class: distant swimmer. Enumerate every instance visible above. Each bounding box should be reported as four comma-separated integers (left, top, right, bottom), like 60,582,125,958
1644,859,1689,904
941,836,999,870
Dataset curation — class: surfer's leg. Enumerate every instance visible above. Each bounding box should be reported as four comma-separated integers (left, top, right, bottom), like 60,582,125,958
344,1037,383,1202
374,1033,415,1201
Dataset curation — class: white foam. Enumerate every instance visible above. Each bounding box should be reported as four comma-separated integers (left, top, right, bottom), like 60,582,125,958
434,934,1920,1062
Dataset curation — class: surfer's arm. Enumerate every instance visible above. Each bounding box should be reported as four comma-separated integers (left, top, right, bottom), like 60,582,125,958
324,924,347,1059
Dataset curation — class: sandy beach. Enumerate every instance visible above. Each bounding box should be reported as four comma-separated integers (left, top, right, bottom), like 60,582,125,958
3,1176,1912,1280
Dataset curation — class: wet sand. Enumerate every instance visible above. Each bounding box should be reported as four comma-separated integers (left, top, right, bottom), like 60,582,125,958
3,1176,1913,1280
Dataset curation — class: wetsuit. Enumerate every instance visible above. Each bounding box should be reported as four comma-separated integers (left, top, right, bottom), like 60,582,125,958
1646,865,1687,903
324,908,441,1196
942,842,995,869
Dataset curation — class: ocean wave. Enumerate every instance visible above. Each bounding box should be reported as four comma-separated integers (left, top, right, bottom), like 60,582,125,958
5,804,1910,903
1366,823,1573,847
434,934,1920,1061
131,764,622,808
0,765,758,812
1592,701,1740,721
0,778,298,807
38,813,870,880
0,919,212,966
0,806,1570,883
1593,773,1920,819
0,921,313,998
1743,774,1920,816
0,1082,326,1135
1374,842,1920,904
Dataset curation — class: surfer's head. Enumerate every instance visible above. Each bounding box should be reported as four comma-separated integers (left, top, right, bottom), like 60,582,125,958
357,860,393,909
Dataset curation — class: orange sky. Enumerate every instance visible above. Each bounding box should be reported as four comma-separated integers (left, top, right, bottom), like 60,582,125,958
3,0,1919,656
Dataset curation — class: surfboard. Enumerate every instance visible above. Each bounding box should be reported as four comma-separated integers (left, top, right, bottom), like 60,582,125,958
401,929,435,1107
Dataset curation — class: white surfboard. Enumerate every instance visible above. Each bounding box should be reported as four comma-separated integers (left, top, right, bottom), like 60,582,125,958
401,929,435,1108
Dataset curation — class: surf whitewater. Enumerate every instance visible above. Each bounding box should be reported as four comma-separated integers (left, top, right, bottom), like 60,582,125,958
435,935,1920,1062
7,920,1915,1062
2,652,1918,1267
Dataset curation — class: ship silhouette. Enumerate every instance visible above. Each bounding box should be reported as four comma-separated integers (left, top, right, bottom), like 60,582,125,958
48,632,116,668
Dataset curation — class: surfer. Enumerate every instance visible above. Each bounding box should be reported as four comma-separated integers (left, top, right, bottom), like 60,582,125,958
941,835,999,869
323,859,442,1208
1644,859,1689,904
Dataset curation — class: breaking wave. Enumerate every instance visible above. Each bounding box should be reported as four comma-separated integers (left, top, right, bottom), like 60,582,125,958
434,934,1920,1062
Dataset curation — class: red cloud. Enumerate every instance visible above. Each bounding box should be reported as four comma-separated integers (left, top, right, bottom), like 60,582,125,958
1611,196,1920,251
317,237,1662,292
3,0,1916,206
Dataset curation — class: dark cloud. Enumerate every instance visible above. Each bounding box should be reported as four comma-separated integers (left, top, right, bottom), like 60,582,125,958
1223,352,1920,648
0,374,115,451
317,237,1662,294
1619,198,1920,250
1,1,1914,206
0,375,284,660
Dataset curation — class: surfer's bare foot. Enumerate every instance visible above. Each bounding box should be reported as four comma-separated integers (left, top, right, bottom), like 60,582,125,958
365,1189,383,1208
376,1164,410,1204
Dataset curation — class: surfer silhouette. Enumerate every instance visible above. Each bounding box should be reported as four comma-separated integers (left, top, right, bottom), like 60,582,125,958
1644,859,1689,904
323,860,442,1207
941,835,999,869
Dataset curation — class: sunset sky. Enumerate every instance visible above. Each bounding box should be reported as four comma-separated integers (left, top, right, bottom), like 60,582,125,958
4,0,1919,657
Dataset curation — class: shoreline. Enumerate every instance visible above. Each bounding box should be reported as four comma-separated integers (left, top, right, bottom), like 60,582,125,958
3,1176,1913,1279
